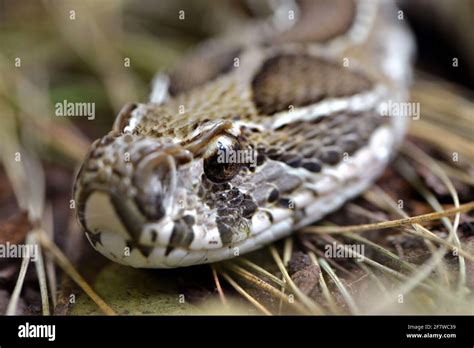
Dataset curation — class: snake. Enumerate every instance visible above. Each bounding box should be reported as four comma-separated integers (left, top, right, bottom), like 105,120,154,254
73,0,415,268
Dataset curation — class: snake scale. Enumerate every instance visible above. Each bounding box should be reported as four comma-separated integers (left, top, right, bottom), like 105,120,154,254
73,0,414,268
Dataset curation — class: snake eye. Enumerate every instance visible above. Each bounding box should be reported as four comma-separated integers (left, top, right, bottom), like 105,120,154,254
203,135,242,183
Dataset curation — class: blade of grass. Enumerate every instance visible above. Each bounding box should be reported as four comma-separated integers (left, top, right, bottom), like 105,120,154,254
211,265,227,306
358,192,473,262
357,262,390,300
308,252,340,314
437,161,474,186
279,237,293,314
300,239,354,277
409,120,474,162
30,231,50,315
36,231,116,315
391,159,456,285
369,246,448,314
6,233,32,315
319,235,433,292
318,258,359,314
402,141,465,290
219,271,272,315
235,258,286,288
224,263,309,314
303,201,473,234
43,206,58,309
269,245,325,314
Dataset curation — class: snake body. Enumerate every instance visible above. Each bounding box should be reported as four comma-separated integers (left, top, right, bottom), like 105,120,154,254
74,0,414,268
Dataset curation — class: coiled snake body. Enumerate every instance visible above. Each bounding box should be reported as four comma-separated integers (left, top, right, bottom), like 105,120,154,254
74,0,414,268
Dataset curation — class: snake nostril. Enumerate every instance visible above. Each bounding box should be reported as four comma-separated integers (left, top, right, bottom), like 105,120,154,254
133,150,179,221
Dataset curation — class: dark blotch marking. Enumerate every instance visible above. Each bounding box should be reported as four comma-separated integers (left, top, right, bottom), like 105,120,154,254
265,211,274,224
252,54,372,115
150,229,158,243
256,153,266,166
337,134,362,154
228,195,244,207
182,215,195,227
320,147,341,165
110,193,147,242
302,159,322,173
200,179,258,245
280,153,302,168
278,198,294,209
197,186,205,198
241,198,258,219
268,188,280,203
266,147,284,160
165,219,194,256
216,216,234,245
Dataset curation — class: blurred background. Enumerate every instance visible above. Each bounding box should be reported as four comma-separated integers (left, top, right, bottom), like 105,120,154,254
0,0,473,315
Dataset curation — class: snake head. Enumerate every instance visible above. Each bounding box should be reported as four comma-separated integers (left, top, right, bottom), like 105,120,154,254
73,130,206,267
73,116,259,268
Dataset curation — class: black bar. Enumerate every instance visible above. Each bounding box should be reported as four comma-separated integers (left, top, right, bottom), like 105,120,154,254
0,315,472,346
